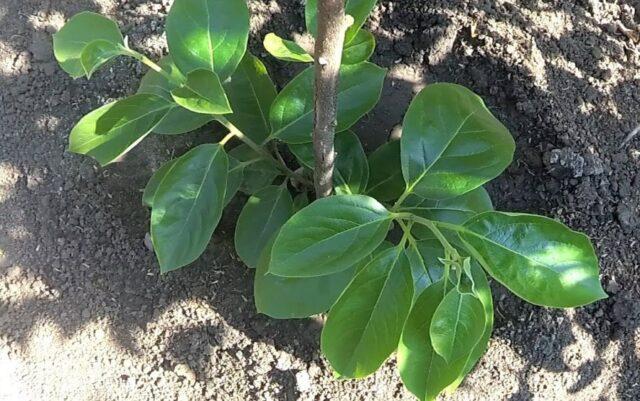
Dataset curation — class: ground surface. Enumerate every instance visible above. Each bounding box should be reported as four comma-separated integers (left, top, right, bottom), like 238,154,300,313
1,0,639,400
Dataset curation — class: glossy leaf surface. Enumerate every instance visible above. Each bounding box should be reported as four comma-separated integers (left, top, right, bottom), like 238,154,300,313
235,185,293,269
269,63,385,143
342,30,375,65
405,239,445,300
289,131,369,194
53,12,124,78
398,280,470,401
269,195,392,277
430,289,485,363
306,0,377,44
137,55,213,134
80,39,127,78
366,140,404,201
224,54,277,144
143,158,179,208
69,94,172,166
171,69,231,114
401,83,515,200
166,0,249,80
151,144,228,272
459,212,607,307
321,247,413,378
263,33,313,62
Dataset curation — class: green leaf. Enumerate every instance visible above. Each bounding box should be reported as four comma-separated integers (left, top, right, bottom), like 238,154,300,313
306,0,377,44
151,144,228,272
404,187,493,239
445,262,494,392
401,83,515,200
459,212,607,308
430,288,485,363
342,30,375,65
263,33,313,63
53,12,124,78
255,233,356,319
166,0,249,80
224,156,244,206
229,144,280,194
398,280,470,401
289,131,369,194
69,94,173,166
137,55,214,135
269,195,392,277
366,140,404,201
143,158,179,208
292,192,310,212
79,39,127,78
321,246,413,378
269,63,385,144
171,69,232,114
235,185,293,269
224,53,277,144
405,239,445,300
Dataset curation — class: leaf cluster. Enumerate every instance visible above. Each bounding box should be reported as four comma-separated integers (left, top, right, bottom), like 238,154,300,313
53,1,607,400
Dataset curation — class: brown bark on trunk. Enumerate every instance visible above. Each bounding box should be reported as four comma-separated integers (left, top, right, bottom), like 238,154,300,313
312,0,348,198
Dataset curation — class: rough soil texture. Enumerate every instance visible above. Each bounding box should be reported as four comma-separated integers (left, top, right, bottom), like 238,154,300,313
1,0,639,400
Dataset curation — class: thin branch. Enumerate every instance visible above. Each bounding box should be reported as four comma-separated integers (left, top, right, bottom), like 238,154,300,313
312,0,349,197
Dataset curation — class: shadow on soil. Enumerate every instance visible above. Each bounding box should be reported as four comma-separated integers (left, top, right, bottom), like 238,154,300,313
0,0,638,400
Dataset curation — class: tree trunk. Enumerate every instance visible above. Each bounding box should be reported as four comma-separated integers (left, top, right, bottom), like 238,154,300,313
312,0,348,198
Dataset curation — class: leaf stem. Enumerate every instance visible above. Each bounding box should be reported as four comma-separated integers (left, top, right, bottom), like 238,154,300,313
123,47,181,85
216,117,313,187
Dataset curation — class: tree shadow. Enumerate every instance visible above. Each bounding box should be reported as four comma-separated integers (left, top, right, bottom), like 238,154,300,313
1,0,639,400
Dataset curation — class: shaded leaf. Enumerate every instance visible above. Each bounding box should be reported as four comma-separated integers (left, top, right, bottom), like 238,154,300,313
80,39,127,78
151,144,228,272
224,53,277,144
366,140,404,201
224,156,245,206
342,30,375,65
229,144,280,194
405,239,445,300
321,246,413,378
270,63,385,143
143,158,179,208
235,185,293,269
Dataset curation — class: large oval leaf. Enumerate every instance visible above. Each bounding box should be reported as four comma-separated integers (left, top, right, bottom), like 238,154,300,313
342,29,375,65
321,246,413,378
143,158,179,208
137,55,213,135
459,212,607,307
80,39,127,79
306,0,377,44
269,195,392,277
430,288,485,363
235,185,293,269
289,131,369,194
224,53,277,144
69,94,173,166
263,33,313,63
401,83,515,200
166,0,249,80
366,140,404,201
446,262,494,392
53,12,124,78
151,144,228,272
269,63,385,144
398,280,470,401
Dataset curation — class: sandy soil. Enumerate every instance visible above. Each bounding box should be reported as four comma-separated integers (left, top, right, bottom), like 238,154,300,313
1,0,639,400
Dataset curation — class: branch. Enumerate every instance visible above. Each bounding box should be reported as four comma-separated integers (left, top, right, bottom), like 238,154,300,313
312,0,349,198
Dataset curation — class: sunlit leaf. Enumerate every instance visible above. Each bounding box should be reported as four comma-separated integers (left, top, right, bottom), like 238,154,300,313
342,29,375,65
263,33,313,63
171,69,232,114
